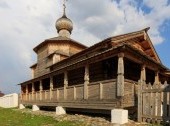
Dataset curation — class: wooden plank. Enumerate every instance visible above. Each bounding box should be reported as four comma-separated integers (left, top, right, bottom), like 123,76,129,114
64,71,68,100
142,93,146,117
152,92,156,124
59,89,64,100
163,91,167,121
142,88,164,93
57,89,59,100
50,77,53,100
152,84,156,118
100,83,103,100
145,92,150,117
84,64,89,99
157,91,162,117
102,82,116,100
22,100,119,110
67,87,74,100
74,86,76,100
88,84,100,100
142,115,162,120
138,80,142,122
76,86,84,100
148,83,152,117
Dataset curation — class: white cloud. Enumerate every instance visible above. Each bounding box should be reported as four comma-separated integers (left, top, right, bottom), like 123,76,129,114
0,0,170,93
69,0,170,45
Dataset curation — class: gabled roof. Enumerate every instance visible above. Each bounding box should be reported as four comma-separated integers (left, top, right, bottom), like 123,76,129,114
46,28,160,70
33,36,87,53
142,31,161,63
110,27,161,63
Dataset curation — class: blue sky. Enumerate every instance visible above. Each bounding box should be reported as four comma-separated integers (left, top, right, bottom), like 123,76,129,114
155,21,170,68
0,0,170,94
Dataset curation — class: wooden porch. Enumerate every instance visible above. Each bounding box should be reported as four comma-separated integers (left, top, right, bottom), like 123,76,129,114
21,79,136,110
20,44,170,113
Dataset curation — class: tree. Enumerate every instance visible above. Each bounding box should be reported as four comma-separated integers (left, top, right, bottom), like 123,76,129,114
0,91,4,97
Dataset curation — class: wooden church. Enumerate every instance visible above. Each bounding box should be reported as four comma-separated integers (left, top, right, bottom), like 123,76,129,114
19,2,170,114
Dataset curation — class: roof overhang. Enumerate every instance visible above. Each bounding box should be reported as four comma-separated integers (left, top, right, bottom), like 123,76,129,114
30,63,37,68
33,37,87,53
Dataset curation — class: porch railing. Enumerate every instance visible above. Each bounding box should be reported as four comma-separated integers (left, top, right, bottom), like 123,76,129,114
22,79,117,102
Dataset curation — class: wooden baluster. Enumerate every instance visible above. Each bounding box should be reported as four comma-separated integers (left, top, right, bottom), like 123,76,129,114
40,80,43,100
74,86,76,100
152,83,156,123
64,71,68,100
100,83,103,100
163,81,168,122
148,83,152,117
84,64,89,99
157,83,161,124
50,76,53,100
26,85,28,101
138,80,142,122
32,83,35,101
57,89,59,100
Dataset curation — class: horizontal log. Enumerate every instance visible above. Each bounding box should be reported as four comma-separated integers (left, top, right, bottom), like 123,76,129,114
21,100,120,110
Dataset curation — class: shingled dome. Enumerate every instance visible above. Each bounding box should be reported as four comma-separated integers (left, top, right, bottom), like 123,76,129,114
55,14,73,34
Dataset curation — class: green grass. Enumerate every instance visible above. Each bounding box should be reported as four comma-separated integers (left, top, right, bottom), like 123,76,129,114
0,107,82,126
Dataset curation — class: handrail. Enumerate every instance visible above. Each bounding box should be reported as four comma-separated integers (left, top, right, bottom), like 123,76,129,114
58,87,64,90
125,79,138,84
25,79,126,94
67,83,84,89
89,79,116,85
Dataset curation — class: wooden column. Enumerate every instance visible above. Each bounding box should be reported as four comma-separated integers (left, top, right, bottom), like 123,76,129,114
140,65,146,83
26,85,28,101
40,80,43,100
32,83,35,101
117,53,124,97
50,76,53,100
154,71,159,84
84,64,89,99
64,71,68,100
138,65,146,122
138,80,142,122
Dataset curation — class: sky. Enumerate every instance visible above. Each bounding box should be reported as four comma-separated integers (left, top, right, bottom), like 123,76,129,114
0,0,170,94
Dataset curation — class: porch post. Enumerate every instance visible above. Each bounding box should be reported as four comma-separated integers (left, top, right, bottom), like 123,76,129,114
64,71,68,100
154,71,159,84
40,80,43,100
32,83,35,100
50,76,53,100
140,65,146,83
26,85,28,101
117,53,124,97
84,64,89,99
138,65,146,122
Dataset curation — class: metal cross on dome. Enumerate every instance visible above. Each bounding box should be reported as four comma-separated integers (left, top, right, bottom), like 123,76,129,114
63,0,68,15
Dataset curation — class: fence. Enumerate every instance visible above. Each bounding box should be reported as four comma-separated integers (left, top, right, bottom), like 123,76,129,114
138,80,170,124
0,93,18,108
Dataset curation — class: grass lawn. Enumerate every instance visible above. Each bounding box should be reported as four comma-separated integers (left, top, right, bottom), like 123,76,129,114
0,107,82,126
